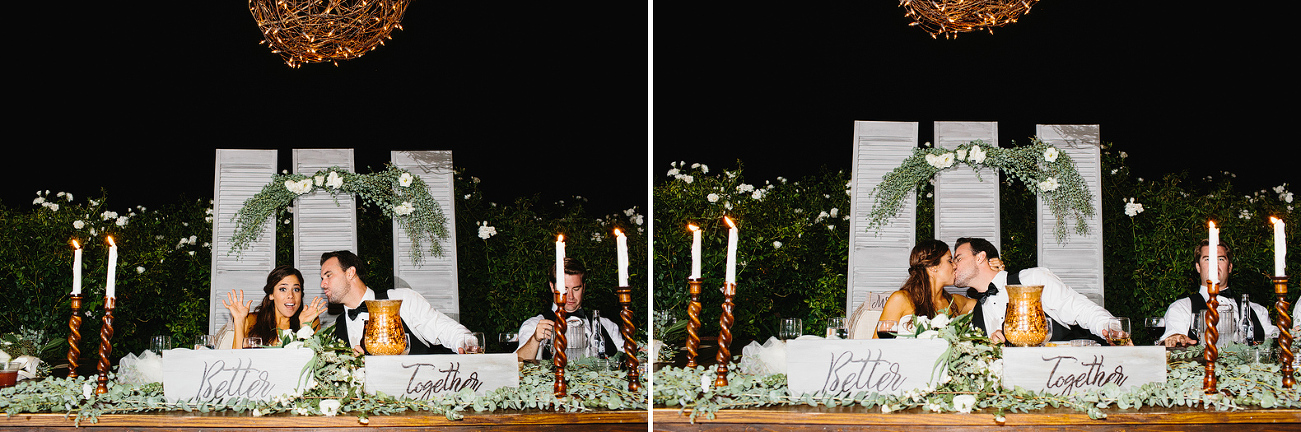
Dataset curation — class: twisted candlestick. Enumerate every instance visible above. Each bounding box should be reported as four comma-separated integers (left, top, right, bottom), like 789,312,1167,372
1275,276,1293,388
66,295,84,379
714,282,736,388
552,292,568,398
685,278,703,368
617,286,640,392
1204,280,1219,395
96,298,116,395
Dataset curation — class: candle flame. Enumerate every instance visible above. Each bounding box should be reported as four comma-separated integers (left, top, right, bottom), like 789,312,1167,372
71,239,80,249
614,228,624,237
107,236,116,247
1272,216,1282,224
1209,221,1216,229
688,224,699,232
557,234,564,242
724,216,735,228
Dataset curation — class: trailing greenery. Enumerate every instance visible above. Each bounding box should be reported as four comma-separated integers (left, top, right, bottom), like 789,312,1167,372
0,325,648,425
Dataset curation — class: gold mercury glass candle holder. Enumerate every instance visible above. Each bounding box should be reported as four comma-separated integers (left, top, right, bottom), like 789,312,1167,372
361,300,407,355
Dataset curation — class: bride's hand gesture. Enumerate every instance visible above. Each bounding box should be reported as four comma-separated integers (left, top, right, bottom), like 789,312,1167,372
222,289,253,322
298,296,327,324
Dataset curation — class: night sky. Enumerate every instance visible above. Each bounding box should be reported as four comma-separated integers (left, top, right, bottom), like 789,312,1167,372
7,2,648,217
652,2,1293,192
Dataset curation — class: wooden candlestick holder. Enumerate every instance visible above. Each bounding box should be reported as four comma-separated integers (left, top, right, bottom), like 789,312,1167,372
552,292,568,398
1204,280,1220,395
617,286,640,392
1275,276,1293,388
685,278,703,368
66,294,84,379
96,297,116,394
714,282,736,388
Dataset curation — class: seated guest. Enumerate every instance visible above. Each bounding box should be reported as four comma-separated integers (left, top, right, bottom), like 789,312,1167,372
872,240,974,337
515,258,624,361
321,250,477,354
221,265,325,348
952,237,1127,344
1158,240,1277,347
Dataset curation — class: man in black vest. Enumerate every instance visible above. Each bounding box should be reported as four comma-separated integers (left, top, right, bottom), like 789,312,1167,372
953,237,1127,345
514,258,623,361
321,250,477,354
1157,240,1276,347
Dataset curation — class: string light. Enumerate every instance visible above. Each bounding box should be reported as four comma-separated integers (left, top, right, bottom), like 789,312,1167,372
898,0,1039,39
249,0,410,68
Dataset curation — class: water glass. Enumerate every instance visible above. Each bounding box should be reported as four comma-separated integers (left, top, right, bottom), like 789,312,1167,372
875,320,898,339
1105,318,1131,346
466,332,486,354
194,335,216,350
150,335,172,354
0,361,19,388
826,317,848,339
780,318,803,340
243,336,263,349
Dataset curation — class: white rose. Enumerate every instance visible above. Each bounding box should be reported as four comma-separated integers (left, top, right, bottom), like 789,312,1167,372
952,394,977,413
394,202,415,216
930,314,950,329
700,373,712,392
318,399,341,417
296,326,314,340
136,267,145,274
955,148,967,161
325,171,344,189
1038,177,1059,192
751,190,764,200
477,225,497,239
773,241,782,249
707,193,720,203
1043,147,1060,162
680,175,694,183
398,172,414,187
667,168,679,176
32,196,44,205
313,175,324,187
116,216,128,227
73,220,85,230
917,329,939,339
969,145,987,163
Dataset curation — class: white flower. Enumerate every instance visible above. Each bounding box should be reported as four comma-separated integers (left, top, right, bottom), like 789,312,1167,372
667,168,680,176
116,216,128,227
707,193,720,203
699,164,709,174
1119,151,1128,159
751,190,765,200
829,208,838,218
930,313,950,329
82,382,95,400
136,266,145,274
325,171,344,189
32,196,44,205
924,153,955,169
634,214,644,226
252,409,264,417
1037,177,1060,192
394,201,415,216
773,241,782,249
701,373,712,392
955,148,968,161
968,145,987,164
1043,146,1060,162
351,367,366,385
737,184,755,193
398,172,414,187
881,404,895,413
73,220,85,230
952,394,977,413
313,175,324,187
296,326,314,340
917,329,939,339
101,211,118,221
285,179,313,195
477,223,497,239
1124,198,1144,217
1239,209,1251,220
319,399,341,417
680,175,694,184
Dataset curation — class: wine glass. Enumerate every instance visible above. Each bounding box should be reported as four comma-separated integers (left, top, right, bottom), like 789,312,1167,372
243,336,263,349
826,317,847,339
499,332,520,353
466,332,486,354
780,318,803,340
1106,318,1131,346
194,335,216,350
876,320,898,339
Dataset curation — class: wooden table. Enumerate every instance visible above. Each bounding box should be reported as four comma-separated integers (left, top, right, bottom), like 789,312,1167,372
652,405,1301,431
0,410,647,431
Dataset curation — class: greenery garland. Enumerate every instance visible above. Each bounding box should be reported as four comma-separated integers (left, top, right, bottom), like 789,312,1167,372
654,310,1301,422
0,326,648,425
229,166,449,263
867,138,1095,243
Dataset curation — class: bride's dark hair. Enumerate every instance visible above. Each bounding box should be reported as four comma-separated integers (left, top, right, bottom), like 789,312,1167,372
900,239,951,318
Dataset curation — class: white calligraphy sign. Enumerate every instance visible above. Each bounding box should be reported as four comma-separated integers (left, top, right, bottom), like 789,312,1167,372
364,354,519,400
1001,346,1166,396
162,348,314,403
786,339,949,397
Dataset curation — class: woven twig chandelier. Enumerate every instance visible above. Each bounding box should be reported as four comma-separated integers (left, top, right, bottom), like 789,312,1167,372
899,0,1039,39
249,0,411,68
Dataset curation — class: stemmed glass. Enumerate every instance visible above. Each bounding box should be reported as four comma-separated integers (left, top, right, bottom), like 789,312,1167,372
876,320,898,339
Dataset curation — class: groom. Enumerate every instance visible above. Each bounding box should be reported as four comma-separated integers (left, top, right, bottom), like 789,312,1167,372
951,237,1126,344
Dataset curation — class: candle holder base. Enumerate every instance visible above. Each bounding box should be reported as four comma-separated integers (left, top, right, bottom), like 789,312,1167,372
1204,280,1220,395
686,278,703,368
1275,276,1293,388
96,297,116,395
66,294,83,379
715,282,736,388
552,292,568,399
617,286,640,392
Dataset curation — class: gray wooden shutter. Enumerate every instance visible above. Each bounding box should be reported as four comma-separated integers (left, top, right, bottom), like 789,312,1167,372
847,121,918,316
390,150,460,321
210,149,278,333
934,121,1001,252
1035,124,1104,305
293,149,359,304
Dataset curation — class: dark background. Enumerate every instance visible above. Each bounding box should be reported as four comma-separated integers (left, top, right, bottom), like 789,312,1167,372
652,2,1293,191
6,2,648,216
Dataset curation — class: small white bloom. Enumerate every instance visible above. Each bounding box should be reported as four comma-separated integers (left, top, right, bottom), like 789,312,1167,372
136,266,145,274
917,329,939,339
73,220,85,230
477,224,497,239
116,216,128,227
296,326,314,340
313,175,324,186
930,313,950,329
667,168,680,176
955,148,968,161
815,211,829,222
1239,209,1251,220
319,399,341,417
737,184,755,193
1119,151,1128,159
325,171,344,189
32,196,44,205
680,175,694,184
751,190,765,200
773,241,782,249
952,394,977,413
1124,199,1145,217
699,164,709,174
253,408,264,417
1038,177,1060,192
701,373,712,392
1043,146,1060,162
83,382,95,400
394,201,416,216
398,172,414,187
829,208,838,218
707,193,720,203
968,145,987,164
881,404,895,413
634,214,644,226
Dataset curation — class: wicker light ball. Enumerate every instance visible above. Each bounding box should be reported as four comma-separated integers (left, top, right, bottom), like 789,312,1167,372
899,0,1040,39
249,0,411,68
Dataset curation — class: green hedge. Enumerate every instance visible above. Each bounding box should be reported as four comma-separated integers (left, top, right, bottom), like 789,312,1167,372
0,169,647,366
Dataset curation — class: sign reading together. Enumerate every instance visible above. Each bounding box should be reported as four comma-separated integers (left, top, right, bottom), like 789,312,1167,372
364,353,519,400
1001,346,1166,396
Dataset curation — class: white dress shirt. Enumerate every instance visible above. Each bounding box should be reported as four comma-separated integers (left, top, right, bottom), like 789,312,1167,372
980,268,1117,339
515,304,625,360
343,287,473,350
1158,286,1279,343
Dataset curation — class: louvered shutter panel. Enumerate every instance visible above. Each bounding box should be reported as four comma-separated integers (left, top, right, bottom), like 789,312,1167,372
846,121,918,316
210,149,278,333
293,149,358,304
1036,124,1105,305
390,150,460,321
934,122,1001,254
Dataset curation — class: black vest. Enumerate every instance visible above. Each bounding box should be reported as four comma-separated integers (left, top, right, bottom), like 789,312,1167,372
538,308,619,360
1180,291,1265,344
334,289,454,355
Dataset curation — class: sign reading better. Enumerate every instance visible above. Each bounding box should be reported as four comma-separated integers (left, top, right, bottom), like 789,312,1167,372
162,348,314,403
1001,346,1166,396
786,339,949,397
364,353,519,400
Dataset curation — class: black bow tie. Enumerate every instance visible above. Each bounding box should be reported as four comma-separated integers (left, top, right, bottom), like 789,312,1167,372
347,303,368,320
1213,287,1234,299
967,283,999,304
